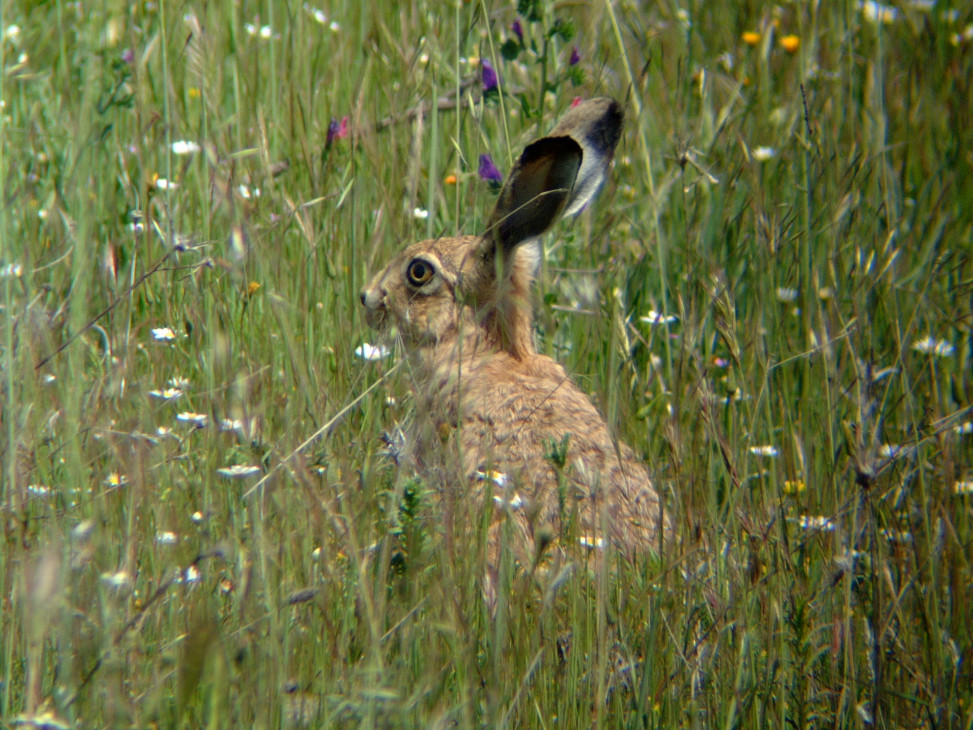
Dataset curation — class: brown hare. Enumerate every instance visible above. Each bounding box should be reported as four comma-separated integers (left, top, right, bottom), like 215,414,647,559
360,98,670,569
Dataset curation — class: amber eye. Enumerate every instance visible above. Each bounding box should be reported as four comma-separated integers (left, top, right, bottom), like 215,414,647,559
406,258,435,288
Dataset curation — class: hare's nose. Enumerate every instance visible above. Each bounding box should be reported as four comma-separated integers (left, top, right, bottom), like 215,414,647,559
360,286,382,309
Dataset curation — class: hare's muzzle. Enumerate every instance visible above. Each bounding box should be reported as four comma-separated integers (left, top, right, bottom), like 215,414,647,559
359,284,387,330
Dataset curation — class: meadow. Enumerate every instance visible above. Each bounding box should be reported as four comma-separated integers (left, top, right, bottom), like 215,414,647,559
1,0,971,727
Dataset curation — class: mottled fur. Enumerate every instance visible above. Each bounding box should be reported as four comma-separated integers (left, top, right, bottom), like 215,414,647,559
361,99,670,564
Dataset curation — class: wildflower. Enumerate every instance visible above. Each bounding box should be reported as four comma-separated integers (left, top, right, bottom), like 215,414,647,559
476,469,509,487
954,480,973,496
579,535,606,549
171,140,200,155
912,336,954,357
783,479,806,495
478,154,503,185
750,445,779,457
753,146,776,162
481,58,499,92
216,464,262,479
244,23,273,39
954,421,972,436
571,96,583,108
780,35,800,53
311,546,322,560
153,176,177,191
412,208,429,220
569,47,581,65
121,48,135,64
326,116,349,146
191,511,205,523
183,565,201,583
493,492,525,509
100,570,131,589
0,262,23,278
104,472,128,488
354,343,391,361
304,4,328,24
155,531,179,545
798,515,835,531
742,31,761,46
640,310,679,325
329,21,339,32
951,25,973,46
187,87,201,99
237,184,261,199
176,411,208,427
776,286,798,302
149,388,184,400
881,528,912,543
444,173,457,185
859,0,899,24
169,375,190,389
512,19,524,42
4,24,21,42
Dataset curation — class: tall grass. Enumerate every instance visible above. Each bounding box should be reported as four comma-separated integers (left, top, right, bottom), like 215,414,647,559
1,0,971,727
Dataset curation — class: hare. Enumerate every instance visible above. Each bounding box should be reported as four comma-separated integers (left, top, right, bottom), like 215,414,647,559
360,98,670,568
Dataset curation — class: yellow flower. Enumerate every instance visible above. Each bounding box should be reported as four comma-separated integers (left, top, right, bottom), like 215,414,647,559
247,280,261,296
444,174,457,185
188,87,201,99
780,35,800,53
742,31,761,46
783,479,806,495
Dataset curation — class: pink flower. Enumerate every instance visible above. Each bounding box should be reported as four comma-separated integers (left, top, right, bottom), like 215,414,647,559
326,116,349,146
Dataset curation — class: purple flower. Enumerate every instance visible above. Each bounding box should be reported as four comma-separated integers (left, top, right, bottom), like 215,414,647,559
326,116,349,147
327,119,340,146
569,47,581,66
121,48,135,65
481,59,499,92
512,19,524,42
478,154,503,185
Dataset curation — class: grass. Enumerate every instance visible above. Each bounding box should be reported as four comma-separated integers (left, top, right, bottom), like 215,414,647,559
1,0,971,727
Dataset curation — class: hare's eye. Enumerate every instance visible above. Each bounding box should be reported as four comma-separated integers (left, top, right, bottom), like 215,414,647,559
406,258,435,288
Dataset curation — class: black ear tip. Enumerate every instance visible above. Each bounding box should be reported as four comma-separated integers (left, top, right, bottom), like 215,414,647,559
590,98,624,155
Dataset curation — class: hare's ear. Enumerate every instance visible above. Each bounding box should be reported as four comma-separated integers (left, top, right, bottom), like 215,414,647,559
484,97,623,253
549,97,624,217
485,136,583,254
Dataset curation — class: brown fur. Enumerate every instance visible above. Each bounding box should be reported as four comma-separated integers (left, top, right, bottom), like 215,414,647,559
360,99,670,565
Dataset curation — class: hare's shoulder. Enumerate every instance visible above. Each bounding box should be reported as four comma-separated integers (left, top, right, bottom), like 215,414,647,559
459,354,610,436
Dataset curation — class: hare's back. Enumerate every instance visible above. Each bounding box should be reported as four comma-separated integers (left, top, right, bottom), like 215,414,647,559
456,354,668,550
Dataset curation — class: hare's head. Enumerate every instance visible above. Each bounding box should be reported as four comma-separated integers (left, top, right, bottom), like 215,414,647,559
360,98,623,359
